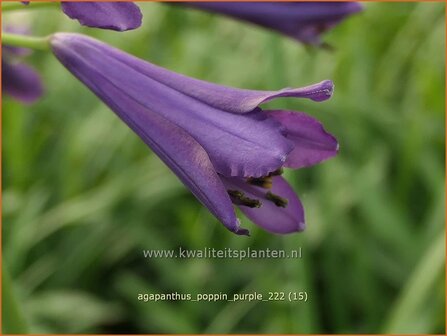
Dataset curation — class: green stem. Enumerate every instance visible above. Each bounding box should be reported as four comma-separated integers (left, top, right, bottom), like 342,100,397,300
2,264,29,334
2,1,58,12
2,32,50,51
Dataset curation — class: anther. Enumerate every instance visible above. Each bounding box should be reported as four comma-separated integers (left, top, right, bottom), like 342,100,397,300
228,190,244,199
228,190,262,208
247,176,272,189
266,191,288,208
268,168,284,177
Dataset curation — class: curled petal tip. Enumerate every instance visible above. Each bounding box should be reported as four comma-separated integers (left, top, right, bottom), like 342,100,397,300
311,80,334,102
235,228,251,236
232,219,250,236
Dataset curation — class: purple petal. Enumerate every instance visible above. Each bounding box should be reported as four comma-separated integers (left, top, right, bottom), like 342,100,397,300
269,110,339,169
61,2,142,31
184,2,362,45
51,33,296,178
2,60,43,104
223,176,305,234
96,43,334,111
72,32,333,113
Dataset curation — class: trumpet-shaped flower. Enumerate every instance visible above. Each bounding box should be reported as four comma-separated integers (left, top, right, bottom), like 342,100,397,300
50,33,338,235
183,2,362,45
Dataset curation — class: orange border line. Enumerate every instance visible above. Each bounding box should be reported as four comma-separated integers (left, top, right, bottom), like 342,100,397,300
0,1,446,335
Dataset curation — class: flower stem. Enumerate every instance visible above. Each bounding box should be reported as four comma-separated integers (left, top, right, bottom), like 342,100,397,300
2,32,50,51
2,1,58,12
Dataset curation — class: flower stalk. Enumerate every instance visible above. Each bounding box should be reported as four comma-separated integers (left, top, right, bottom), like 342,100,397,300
2,33,50,51
1,1,58,12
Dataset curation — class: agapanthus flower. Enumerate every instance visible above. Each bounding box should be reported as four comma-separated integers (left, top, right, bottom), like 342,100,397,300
22,1,142,31
183,2,363,46
50,33,338,235
2,27,43,104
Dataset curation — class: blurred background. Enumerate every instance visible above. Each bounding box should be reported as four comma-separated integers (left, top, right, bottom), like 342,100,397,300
2,2,445,334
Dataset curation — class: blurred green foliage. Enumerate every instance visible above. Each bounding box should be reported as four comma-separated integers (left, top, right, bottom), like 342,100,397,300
2,2,445,334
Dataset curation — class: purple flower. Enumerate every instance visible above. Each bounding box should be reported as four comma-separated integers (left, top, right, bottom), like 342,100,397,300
2,28,43,104
22,1,142,31
2,61,43,104
183,2,363,45
50,33,338,235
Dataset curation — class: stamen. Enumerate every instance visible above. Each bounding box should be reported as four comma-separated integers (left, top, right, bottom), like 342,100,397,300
247,176,272,189
228,190,244,199
268,168,284,177
266,191,288,208
228,190,262,208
